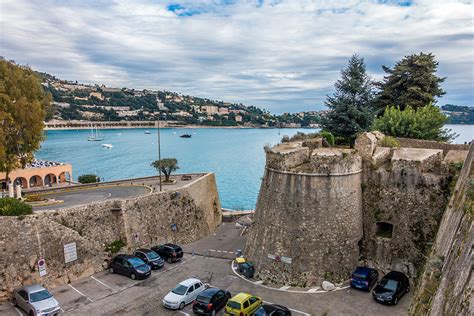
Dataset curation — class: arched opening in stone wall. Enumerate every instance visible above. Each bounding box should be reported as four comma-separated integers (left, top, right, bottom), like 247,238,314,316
1,179,7,191
376,222,393,238
44,174,57,186
59,171,71,183
29,175,43,188
14,177,28,188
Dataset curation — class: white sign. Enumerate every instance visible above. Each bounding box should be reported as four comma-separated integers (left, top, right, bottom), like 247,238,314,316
64,242,78,263
267,254,276,260
281,256,292,264
38,259,47,277
133,232,140,243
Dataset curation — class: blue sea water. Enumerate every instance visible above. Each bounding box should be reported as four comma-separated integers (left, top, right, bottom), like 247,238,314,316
36,128,312,210
36,125,472,210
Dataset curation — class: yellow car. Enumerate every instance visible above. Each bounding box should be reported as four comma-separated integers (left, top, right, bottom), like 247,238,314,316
225,292,262,316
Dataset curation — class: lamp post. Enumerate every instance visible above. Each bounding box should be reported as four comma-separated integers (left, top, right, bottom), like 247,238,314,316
157,114,162,192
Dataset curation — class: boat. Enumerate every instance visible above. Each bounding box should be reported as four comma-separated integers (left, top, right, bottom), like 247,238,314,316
180,134,192,138
101,144,113,148
144,131,151,134
88,124,103,141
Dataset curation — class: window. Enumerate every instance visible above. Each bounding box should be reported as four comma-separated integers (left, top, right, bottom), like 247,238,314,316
376,222,393,238
216,291,224,300
18,290,28,301
187,285,194,294
243,300,250,308
195,283,201,289
249,297,258,304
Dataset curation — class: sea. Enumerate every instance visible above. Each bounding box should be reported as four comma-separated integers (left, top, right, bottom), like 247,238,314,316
36,124,473,210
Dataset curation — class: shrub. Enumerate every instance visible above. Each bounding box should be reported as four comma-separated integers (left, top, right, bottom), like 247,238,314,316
106,239,126,254
78,174,98,184
380,136,400,148
319,131,335,146
281,135,290,143
25,195,46,202
0,198,33,216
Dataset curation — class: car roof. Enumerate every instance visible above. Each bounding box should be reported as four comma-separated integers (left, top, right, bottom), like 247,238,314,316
164,243,180,248
199,287,220,297
230,293,252,303
384,271,407,280
21,284,46,293
354,266,375,275
179,278,201,286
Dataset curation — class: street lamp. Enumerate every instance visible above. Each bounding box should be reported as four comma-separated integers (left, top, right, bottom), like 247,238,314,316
157,113,162,192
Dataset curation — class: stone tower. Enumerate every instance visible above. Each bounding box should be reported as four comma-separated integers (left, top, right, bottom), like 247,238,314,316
246,139,363,286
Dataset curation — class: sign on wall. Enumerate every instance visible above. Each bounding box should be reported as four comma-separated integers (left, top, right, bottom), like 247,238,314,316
64,242,78,263
133,232,140,243
267,253,292,264
38,259,47,277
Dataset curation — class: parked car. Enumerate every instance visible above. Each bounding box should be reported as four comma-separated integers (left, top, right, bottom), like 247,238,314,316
350,266,379,291
152,243,183,263
192,287,231,315
372,271,410,305
225,292,262,316
133,248,164,269
12,284,61,316
254,303,292,315
108,254,151,280
163,278,206,310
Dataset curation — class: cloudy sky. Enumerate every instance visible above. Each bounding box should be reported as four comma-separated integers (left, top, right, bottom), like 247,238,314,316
1,0,473,113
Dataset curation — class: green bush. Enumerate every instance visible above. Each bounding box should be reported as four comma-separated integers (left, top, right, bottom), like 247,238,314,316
0,198,33,216
380,136,400,148
106,239,126,254
319,131,335,146
78,174,98,184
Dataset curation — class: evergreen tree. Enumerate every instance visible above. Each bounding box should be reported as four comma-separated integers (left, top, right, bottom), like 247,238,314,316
0,60,51,182
376,52,445,113
321,54,375,146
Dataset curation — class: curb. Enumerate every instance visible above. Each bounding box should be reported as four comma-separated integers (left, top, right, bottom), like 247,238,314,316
230,260,350,294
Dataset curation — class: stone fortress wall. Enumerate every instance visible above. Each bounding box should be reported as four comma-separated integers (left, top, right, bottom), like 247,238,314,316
0,173,221,301
246,132,470,287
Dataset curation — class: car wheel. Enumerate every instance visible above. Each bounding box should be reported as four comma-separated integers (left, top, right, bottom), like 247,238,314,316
179,302,185,310
109,267,114,274
130,273,136,280
12,297,17,307
394,297,399,305
167,258,173,264
29,311,34,316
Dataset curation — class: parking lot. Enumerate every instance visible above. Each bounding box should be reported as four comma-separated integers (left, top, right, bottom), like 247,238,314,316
0,223,411,315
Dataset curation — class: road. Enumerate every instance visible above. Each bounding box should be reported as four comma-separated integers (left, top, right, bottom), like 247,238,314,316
33,185,151,211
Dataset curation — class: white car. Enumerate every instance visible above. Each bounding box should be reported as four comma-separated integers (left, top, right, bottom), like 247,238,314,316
162,278,206,310
12,284,60,316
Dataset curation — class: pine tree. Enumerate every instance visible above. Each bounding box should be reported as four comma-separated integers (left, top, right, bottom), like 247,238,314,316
376,52,445,113
321,54,375,146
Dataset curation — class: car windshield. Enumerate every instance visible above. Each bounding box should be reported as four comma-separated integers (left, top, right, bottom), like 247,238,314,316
380,279,398,291
128,257,146,268
196,294,211,304
146,251,159,260
172,285,188,295
227,301,241,310
30,290,52,302
353,273,367,279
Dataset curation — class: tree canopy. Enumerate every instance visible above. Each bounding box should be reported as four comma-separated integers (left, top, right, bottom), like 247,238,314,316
151,158,179,182
321,54,375,146
375,52,445,113
0,60,51,181
372,104,456,142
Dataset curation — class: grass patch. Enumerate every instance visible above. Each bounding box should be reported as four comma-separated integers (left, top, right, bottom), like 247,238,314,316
0,198,33,216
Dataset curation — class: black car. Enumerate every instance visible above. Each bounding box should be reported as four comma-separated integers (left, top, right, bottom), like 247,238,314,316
192,287,231,315
133,248,164,269
254,303,292,316
372,271,409,305
152,243,183,263
108,254,151,280
350,266,379,291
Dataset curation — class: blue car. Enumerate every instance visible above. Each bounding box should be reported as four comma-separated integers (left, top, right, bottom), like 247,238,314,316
350,266,379,291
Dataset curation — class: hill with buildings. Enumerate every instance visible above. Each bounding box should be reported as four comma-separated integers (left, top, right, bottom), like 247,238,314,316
38,71,320,128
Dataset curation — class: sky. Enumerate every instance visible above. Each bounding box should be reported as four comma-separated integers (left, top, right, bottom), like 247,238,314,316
1,0,473,114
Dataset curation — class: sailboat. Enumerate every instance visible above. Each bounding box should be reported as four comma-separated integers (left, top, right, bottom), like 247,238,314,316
88,124,103,141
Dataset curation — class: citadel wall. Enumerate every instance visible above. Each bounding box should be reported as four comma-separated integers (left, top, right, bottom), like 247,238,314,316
0,173,221,301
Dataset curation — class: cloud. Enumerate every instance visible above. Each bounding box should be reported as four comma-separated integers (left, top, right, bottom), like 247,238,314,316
0,0,472,113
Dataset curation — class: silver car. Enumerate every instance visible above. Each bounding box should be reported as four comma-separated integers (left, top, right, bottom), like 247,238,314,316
13,284,60,316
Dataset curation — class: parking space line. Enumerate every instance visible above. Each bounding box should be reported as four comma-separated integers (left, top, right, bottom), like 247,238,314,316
68,284,93,302
12,306,23,316
264,300,310,316
178,312,190,316
91,276,116,292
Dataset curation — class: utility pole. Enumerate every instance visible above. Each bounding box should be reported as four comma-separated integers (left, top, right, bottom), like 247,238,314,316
157,114,162,192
